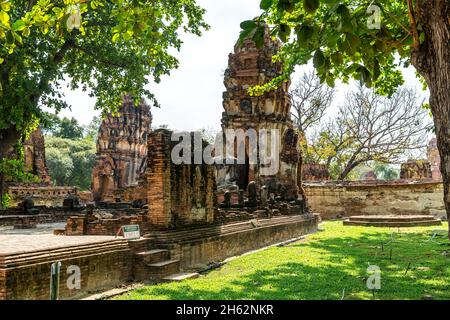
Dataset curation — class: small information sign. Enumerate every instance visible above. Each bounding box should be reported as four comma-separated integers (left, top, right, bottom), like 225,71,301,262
122,225,140,240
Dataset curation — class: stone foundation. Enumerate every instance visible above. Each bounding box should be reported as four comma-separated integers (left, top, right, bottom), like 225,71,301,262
305,180,446,220
343,215,442,227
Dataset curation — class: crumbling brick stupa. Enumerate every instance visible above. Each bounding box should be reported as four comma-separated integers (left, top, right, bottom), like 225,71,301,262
21,127,51,186
91,96,152,203
219,25,301,199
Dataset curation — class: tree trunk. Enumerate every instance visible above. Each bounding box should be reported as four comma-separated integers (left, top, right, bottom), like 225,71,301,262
0,126,21,159
0,126,22,208
412,0,450,239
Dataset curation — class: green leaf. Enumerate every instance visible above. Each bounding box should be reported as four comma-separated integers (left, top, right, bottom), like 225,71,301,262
13,20,26,32
296,25,314,44
357,66,372,87
330,52,343,65
240,20,257,30
239,28,254,44
336,4,350,19
343,33,360,56
252,26,265,48
278,24,291,43
0,11,10,25
112,33,120,43
313,49,325,69
373,59,381,80
5,31,14,45
260,0,274,10
303,0,320,13
278,0,295,13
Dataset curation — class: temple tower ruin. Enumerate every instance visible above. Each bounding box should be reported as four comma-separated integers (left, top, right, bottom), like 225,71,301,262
91,96,152,202
220,26,300,197
23,127,51,185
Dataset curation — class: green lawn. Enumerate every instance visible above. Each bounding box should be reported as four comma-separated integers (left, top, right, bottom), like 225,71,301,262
116,221,450,300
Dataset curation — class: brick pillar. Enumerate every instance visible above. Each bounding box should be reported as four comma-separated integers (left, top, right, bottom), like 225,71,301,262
147,130,172,228
206,166,215,224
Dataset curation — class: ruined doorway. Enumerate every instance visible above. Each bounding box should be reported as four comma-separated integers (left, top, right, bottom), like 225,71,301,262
235,155,249,190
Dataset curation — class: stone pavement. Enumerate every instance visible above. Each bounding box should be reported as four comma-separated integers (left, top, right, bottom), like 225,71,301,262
0,222,66,235
0,223,120,255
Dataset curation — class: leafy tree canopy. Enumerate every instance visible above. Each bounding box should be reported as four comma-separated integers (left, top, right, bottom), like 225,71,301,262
49,116,85,139
0,0,209,137
240,0,419,96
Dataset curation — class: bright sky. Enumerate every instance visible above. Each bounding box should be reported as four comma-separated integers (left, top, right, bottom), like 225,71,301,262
57,0,427,135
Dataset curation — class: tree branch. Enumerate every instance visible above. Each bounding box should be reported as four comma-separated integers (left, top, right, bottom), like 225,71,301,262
407,0,420,50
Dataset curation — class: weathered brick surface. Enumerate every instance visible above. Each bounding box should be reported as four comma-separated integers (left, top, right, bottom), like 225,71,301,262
65,214,151,236
163,215,319,270
2,250,132,300
6,186,78,207
22,127,52,185
92,96,152,202
305,181,446,219
146,130,215,229
218,25,300,198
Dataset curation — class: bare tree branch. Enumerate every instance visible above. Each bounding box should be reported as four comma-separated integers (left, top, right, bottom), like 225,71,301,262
290,71,335,134
308,85,431,180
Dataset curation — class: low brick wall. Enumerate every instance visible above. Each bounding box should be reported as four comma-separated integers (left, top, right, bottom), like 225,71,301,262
0,239,136,300
7,186,78,207
151,214,319,270
0,208,80,228
304,180,446,220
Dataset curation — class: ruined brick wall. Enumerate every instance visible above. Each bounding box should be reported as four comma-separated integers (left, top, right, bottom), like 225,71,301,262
219,25,299,197
305,181,446,220
400,160,432,180
302,164,330,181
22,127,51,185
146,129,215,229
6,186,78,207
65,213,151,236
92,96,152,202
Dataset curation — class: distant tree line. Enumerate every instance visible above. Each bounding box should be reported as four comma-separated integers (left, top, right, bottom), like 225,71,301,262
44,116,100,190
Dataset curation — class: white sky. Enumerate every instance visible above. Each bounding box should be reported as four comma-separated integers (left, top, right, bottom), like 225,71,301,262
56,0,427,135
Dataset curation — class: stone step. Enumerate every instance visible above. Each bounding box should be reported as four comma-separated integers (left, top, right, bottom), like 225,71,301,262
343,219,442,228
134,249,169,264
162,272,199,282
347,215,437,223
147,259,181,278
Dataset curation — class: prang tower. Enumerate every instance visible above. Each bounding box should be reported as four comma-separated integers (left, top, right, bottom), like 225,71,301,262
91,96,152,202
220,26,300,197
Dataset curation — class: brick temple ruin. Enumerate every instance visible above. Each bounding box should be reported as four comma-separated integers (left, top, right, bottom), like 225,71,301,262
0,27,319,300
23,127,52,185
91,96,152,203
0,20,446,298
1,23,447,298
218,28,301,199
